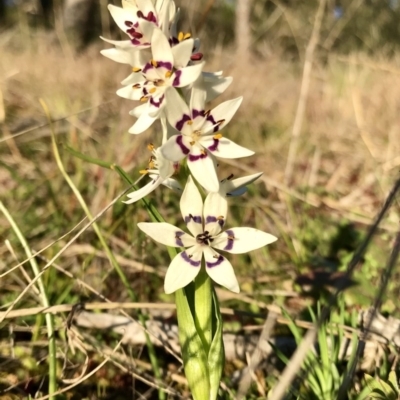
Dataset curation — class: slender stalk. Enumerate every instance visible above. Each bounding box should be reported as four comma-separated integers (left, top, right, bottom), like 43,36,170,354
193,266,212,352
0,202,57,397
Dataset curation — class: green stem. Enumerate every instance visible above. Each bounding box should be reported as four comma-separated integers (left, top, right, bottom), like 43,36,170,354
0,202,57,398
194,266,212,353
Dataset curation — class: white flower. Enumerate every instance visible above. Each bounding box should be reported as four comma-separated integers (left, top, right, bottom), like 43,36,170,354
113,28,204,134
220,172,263,197
124,143,181,204
102,0,176,49
138,176,277,294
160,87,254,192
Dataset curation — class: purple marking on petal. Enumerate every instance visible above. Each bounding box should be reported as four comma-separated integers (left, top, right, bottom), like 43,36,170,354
169,37,179,46
172,70,182,87
189,151,208,162
176,114,191,132
206,216,224,228
206,254,224,268
125,21,133,27
157,61,173,71
192,109,205,119
181,251,201,267
176,135,190,155
130,31,143,39
175,231,185,247
131,38,141,45
184,214,202,224
223,229,235,251
142,62,154,74
150,94,164,108
206,113,220,133
207,138,219,152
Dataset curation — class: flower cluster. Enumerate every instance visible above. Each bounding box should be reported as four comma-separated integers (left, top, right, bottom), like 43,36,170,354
102,0,277,294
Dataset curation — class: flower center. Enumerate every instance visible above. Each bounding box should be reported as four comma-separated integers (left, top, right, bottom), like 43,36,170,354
196,231,214,246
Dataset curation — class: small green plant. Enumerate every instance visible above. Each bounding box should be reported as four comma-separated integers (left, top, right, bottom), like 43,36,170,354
363,371,400,400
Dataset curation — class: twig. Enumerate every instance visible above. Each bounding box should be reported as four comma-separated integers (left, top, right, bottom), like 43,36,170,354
284,0,327,184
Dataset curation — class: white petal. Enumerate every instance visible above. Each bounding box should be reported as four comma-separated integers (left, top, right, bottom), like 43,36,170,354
151,28,173,65
187,151,219,193
180,175,204,237
212,227,277,254
221,172,263,197
123,177,163,204
209,97,242,130
101,48,135,65
108,5,137,34
171,38,194,68
117,84,142,101
138,222,196,247
129,103,147,118
203,192,228,235
201,137,254,159
161,178,182,192
100,37,134,49
173,62,204,88
165,89,191,133
121,72,145,86
129,110,157,134
190,84,207,115
160,135,189,162
164,247,202,294
203,75,233,102
203,247,239,293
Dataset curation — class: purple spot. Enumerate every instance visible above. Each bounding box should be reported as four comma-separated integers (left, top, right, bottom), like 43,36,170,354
206,216,217,224
125,21,133,27
223,229,235,251
176,135,190,155
150,94,164,108
206,254,224,268
190,53,203,61
176,114,191,132
175,231,185,247
207,138,219,152
172,70,182,87
129,31,143,39
181,251,201,267
184,214,202,224
192,109,205,119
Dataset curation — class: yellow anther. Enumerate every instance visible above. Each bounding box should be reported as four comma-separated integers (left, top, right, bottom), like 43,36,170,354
132,83,141,89
147,143,155,151
178,32,184,42
132,67,141,72
183,33,191,40
149,87,157,94
187,120,193,125
213,133,222,140
148,161,155,169
200,149,207,155
189,141,195,146
151,59,158,67
165,70,172,78
140,96,148,102
139,169,149,175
